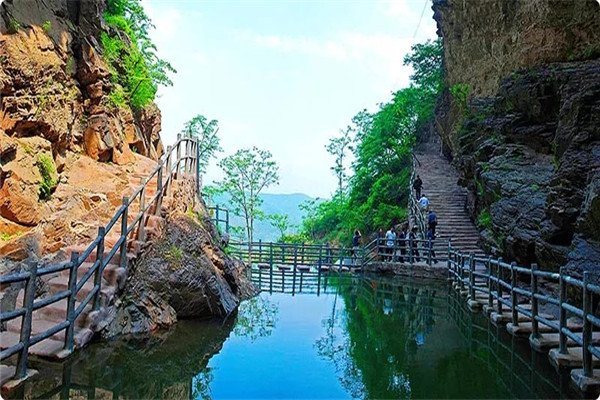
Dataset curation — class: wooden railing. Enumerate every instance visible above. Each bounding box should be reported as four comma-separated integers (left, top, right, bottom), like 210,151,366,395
0,133,202,383
447,244,600,386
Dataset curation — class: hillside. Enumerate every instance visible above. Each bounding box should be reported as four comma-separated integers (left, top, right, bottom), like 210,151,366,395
207,192,316,242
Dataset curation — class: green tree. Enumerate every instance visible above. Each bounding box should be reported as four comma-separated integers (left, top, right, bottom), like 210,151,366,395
102,0,176,109
216,147,279,245
181,115,222,173
267,213,294,240
326,127,353,198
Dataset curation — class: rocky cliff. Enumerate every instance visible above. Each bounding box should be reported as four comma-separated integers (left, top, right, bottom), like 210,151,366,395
433,0,600,275
0,0,162,259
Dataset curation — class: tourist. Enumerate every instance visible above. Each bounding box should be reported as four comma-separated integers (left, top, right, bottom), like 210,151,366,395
419,194,430,211
351,229,362,264
385,227,396,262
428,209,438,237
413,175,423,199
427,226,437,263
408,226,420,262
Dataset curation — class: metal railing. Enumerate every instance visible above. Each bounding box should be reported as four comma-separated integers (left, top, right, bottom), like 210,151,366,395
0,133,202,383
207,205,229,233
409,154,427,236
447,243,600,383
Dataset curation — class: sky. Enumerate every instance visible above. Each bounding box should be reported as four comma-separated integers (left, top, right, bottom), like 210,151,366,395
144,0,438,198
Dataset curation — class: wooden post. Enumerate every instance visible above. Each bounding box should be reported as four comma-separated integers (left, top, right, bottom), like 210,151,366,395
165,146,173,197
530,263,539,339
427,238,432,265
93,226,105,311
195,138,201,196
317,244,323,296
137,178,146,241
487,257,493,309
120,197,129,270
469,253,475,300
409,237,413,264
510,262,518,325
225,209,230,233
497,257,503,314
16,261,38,378
583,272,593,377
447,239,452,280
269,243,273,293
292,245,298,295
559,267,568,354
64,252,79,352
175,134,181,180
155,161,163,216
301,242,305,264
459,255,465,291
215,205,220,231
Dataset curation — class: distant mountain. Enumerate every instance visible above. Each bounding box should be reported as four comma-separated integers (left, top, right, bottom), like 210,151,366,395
206,192,316,241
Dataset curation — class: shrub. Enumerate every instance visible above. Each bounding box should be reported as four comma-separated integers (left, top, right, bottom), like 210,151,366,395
42,20,51,33
107,85,127,109
449,83,470,112
477,209,492,230
37,154,58,201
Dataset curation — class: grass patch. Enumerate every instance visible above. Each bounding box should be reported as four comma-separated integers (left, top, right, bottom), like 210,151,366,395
166,246,183,263
37,154,58,201
42,20,51,33
8,18,21,34
1,232,12,241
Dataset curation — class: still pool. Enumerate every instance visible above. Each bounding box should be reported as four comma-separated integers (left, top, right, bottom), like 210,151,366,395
4,273,583,399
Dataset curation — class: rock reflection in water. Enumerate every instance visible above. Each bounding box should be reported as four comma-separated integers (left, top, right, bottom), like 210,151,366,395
5,316,236,400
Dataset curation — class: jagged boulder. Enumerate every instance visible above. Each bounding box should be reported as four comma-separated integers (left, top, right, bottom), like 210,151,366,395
106,213,258,337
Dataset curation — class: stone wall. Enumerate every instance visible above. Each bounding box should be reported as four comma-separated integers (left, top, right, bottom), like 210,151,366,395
432,0,600,275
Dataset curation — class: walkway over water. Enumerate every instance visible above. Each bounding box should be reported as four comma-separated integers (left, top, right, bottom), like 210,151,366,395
1,271,580,399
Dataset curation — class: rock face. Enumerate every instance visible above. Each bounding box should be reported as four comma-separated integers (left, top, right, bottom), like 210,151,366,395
106,204,258,337
433,0,600,276
0,0,163,259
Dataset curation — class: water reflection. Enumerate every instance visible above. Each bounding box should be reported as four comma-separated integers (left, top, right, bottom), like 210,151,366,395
2,272,584,399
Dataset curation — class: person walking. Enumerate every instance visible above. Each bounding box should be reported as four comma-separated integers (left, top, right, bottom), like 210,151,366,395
408,226,420,262
419,194,430,211
428,209,438,237
427,226,437,264
351,230,362,264
385,227,396,262
413,175,423,199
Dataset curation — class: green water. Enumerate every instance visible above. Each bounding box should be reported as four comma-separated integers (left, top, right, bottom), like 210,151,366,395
4,273,582,399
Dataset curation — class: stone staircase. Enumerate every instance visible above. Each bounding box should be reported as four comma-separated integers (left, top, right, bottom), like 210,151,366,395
414,140,485,257
0,161,170,360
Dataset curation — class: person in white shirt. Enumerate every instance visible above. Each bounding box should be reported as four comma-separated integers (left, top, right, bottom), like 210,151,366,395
419,194,430,211
385,228,397,262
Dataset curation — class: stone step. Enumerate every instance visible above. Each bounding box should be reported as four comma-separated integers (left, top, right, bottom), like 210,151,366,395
58,261,126,288
5,317,93,347
0,331,66,360
64,244,136,266
507,318,584,336
15,292,93,327
47,275,115,306
531,332,600,352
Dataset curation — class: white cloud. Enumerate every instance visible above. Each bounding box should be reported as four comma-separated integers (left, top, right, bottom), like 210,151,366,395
249,31,414,88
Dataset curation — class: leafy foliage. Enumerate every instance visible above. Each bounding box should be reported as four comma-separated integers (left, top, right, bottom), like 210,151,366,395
300,39,443,245
215,147,279,244
181,115,222,174
326,127,353,198
37,154,58,201
267,213,296,241
102,0,176,109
